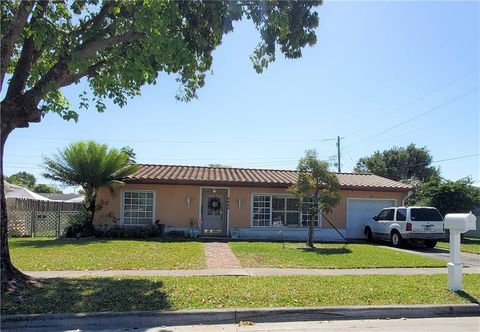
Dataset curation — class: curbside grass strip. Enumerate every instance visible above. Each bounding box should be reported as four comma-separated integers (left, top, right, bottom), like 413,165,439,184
2,304,480,331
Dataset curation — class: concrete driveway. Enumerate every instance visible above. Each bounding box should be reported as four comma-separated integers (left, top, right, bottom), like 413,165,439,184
382,244,480,268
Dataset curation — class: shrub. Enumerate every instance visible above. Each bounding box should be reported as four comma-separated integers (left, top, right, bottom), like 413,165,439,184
93,225,163,239
63,214,93,238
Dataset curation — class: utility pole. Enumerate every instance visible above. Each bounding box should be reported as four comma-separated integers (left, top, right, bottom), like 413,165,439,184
336,136,341,173
323,136,344,172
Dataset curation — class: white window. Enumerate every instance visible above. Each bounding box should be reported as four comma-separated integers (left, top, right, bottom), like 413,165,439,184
301,196,320,227
252,194,321,227
122,191,155,226
252,195,271,227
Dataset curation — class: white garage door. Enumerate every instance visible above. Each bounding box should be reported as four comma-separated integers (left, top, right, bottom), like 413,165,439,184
347,199,396,239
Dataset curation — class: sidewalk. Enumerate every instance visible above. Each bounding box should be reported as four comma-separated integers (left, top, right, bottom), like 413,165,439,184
25,266,480,278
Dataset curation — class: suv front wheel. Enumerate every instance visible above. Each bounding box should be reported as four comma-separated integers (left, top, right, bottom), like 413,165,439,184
391,231,403,247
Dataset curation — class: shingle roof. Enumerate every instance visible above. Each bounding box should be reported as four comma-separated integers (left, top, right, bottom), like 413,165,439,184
126,164,412,192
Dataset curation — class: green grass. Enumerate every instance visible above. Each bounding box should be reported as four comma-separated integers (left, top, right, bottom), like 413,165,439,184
2,274,479,315
9,237,205,270
437,237,480,255
229,242,446,268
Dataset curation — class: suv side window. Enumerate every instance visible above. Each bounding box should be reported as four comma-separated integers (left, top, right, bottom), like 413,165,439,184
396,208,407,221
385,209,395,221
376,209,389,220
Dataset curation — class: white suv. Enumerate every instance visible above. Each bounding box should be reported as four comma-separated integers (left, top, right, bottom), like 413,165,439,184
363,206,445,248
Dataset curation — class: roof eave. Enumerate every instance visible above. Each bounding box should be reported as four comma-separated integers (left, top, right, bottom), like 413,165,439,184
125,179,412,192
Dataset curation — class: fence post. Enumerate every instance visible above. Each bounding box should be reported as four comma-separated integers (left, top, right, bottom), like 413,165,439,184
31,211,35,237
57,208,61,238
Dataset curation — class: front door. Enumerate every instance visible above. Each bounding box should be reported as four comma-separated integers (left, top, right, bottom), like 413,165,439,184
201,189,228,236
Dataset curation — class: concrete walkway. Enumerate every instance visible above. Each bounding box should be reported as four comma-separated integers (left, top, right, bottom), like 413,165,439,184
25,266,480,278
204,242,242,269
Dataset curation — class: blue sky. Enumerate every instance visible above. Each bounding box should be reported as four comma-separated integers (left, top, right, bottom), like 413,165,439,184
3,1,479,191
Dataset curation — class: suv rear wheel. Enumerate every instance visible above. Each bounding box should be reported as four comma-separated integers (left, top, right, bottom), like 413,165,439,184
391,231,403,247
424,240,437,248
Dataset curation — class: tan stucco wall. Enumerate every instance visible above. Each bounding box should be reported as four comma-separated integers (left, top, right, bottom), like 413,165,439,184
94,184,200,228
94,184,405,230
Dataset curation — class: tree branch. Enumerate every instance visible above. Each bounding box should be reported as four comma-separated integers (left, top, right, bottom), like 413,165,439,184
75,1,117,39
58,60,107,87
1,98,42,131
23,23,144,111
74,30,145,60
5,1,49,100
0,1,35,90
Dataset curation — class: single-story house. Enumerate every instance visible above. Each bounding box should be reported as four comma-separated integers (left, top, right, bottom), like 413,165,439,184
5,182,51,201
94,164,412,241
38,193,85,203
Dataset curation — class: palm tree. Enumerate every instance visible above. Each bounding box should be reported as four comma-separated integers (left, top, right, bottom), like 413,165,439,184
43,141,139,229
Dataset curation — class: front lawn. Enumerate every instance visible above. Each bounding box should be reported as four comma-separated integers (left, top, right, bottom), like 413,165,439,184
9,237,205,270
2,274,479,315
437,237,480,255
229,242,445,268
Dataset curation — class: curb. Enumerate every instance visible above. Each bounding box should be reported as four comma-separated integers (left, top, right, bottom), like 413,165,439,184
2,304,480,331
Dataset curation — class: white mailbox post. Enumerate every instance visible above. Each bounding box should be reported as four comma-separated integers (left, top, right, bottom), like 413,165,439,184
443,212,477,291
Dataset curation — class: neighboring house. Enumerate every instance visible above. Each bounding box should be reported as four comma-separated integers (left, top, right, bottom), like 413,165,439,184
5,182,51,201
94,164,412,241
38,193,84,202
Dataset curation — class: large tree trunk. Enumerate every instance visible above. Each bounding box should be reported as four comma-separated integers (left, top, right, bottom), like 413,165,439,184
306,213,315,248
0,122,33,293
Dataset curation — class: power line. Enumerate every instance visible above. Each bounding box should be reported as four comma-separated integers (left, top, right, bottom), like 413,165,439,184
347,87,478,148
4,153,478,173
373,153,480,171
347,111,469,152
11,136,338,144
347,70,477,137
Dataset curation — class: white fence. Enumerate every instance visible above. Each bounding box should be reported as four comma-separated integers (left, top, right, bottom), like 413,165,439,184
7,198,83,237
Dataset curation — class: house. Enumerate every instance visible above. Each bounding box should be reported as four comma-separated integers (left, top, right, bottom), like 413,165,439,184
38,193,84,203
5,182,51,201
93,164,412,241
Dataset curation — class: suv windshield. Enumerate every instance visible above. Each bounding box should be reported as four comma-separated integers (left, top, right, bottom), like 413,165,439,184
410,208,443,221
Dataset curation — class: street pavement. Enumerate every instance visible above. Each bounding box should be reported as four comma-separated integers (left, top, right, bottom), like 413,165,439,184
64,317,480,332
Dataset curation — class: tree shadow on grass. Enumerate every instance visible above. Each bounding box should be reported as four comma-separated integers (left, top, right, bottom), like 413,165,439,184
297,246,351,255
1,277,172,315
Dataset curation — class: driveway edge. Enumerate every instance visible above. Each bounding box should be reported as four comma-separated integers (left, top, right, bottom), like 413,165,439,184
2,304,480,331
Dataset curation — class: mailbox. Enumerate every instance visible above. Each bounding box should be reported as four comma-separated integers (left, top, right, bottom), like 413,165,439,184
444,211,477,291
444,212,477,232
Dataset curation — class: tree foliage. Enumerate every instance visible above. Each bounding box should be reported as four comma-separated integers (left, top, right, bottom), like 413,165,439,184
5,171,36,188
42,141,139,228
5,171,62,193
1,0,321,130
32,183,62,194
409,176,480,216
290,149,340,248
354,144,439,182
